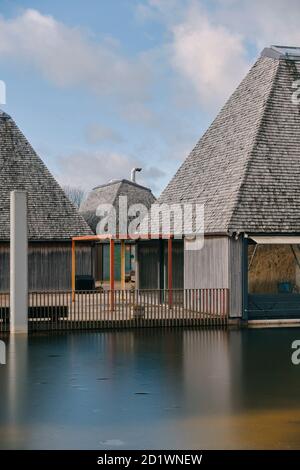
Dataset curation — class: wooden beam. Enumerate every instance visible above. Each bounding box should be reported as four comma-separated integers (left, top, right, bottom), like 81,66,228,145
72,239,76,302
110,239,115,309
121,240,126,290
72,233,178,242
168,238,173,308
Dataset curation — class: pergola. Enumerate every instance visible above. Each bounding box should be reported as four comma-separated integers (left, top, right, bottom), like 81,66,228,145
71,234,174,305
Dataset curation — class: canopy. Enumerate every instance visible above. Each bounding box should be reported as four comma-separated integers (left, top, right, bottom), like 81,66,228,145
249,236,300,244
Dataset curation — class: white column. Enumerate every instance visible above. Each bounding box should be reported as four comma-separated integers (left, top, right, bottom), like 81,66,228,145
10,191,28,334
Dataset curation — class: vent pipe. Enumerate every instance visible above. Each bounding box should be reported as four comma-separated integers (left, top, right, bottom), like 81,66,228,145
131,167,142,183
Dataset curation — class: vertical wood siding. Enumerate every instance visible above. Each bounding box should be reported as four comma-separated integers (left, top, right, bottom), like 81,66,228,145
163,240,184,289
138,242,160,289
228,237,243,317
184,236,229,289
138,240,184,290
0,242,92,291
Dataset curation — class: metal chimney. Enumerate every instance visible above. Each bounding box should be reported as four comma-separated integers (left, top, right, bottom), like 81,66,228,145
131,167,142,183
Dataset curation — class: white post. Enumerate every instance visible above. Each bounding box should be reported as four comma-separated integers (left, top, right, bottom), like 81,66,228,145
10,191,28,334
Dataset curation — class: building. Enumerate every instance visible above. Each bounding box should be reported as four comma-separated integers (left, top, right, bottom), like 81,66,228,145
0,111,93,291
137,45,300,321
80,177,156,285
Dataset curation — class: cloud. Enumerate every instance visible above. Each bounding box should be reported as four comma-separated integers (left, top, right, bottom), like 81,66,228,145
85,124,125,145
54,149,165,194
170,5,249,105
137,1,250,107
211,0,300,48
6,2,300,197
0,9,151,102
138,0,300,109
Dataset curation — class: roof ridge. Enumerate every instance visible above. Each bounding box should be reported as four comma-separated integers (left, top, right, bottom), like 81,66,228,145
93,178,152,192
227,57,281,232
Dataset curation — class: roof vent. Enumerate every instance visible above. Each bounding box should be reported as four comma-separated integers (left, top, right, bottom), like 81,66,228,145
261,45,300,60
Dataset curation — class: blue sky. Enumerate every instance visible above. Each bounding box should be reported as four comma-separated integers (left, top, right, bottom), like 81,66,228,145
0,0,299,195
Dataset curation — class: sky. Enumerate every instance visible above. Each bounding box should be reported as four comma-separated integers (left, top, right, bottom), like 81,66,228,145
1,0,300,196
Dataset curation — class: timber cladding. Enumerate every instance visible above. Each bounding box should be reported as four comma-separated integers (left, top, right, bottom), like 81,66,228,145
137,240,184,290
184,237,229,289
0,242,92,291
248,244,300,294
138,242,160,289
183,236,243,318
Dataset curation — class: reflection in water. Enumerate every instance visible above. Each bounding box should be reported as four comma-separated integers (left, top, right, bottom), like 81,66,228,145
8,336,28,444
0,328,300,449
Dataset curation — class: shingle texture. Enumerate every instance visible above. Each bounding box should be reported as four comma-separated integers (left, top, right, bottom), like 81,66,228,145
0,111,92,240
159,53,300,233
80,179,156,234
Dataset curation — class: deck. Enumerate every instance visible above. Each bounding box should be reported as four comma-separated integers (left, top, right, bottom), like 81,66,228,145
0,288,229,332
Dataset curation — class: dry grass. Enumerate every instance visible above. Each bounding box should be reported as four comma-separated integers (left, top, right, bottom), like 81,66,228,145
248,244,300,294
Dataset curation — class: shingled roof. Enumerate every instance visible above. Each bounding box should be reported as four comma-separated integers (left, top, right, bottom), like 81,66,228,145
0,111,92,240
159,46,300,234
80,179,156,233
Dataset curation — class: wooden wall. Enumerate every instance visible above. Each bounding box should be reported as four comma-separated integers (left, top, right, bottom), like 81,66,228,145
136,236,243,317
137,240,184,290
138,241,160,289
164,240,184,289
0,241,92,291
228,237,243,317
184,236,243,318
184,236,229,289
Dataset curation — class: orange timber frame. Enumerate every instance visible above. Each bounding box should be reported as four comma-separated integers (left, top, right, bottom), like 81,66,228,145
71,234,174,307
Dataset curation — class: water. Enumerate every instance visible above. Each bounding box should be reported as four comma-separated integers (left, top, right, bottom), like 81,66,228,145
0,328,300,449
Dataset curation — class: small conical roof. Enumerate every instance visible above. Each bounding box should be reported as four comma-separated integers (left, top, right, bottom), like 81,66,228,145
80,179,156,234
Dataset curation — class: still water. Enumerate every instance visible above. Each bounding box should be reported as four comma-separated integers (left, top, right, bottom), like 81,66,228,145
0,328,300,449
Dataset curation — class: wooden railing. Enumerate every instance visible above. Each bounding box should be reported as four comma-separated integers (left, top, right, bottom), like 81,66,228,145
28,288,229,331
0,289,229,333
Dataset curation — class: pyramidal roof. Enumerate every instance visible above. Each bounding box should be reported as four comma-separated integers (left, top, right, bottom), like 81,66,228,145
0,111,92,240
159,45,300,234
80,178,156,233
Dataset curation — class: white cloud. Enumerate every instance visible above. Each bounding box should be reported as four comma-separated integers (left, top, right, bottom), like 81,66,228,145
54,149,165,193
2,3,300,115
139,0,300,108
170,5,249,105
137,1,250,107
0,9,151,101
6,2,300,197
212,0,300,48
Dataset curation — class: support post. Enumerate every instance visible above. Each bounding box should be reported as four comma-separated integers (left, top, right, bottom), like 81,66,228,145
168,237,173,308
10,191,28,334
110,239,115,310
121,240,126,290
99,243,103,285
72,239,76,302
135,242,139,290
158,239,165,303
242,236,248,320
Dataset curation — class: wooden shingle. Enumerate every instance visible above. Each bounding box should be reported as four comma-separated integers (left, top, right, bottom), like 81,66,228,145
0,112,92,240
159,48,300,234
